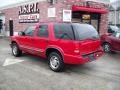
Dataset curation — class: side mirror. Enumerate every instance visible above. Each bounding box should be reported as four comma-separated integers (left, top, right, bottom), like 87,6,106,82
18,31,25,36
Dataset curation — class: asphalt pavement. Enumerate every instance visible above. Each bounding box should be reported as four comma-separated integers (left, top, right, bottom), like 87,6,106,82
0,38,120,90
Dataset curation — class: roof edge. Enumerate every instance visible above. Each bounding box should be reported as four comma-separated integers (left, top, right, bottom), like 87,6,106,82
0,0,46,10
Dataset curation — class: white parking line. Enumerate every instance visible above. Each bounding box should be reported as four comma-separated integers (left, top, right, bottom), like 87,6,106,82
3,58,24,66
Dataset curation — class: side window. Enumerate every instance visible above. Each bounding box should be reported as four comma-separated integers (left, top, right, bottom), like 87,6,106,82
113,32,120,38
37,25,48,37
24,26,35,36
116,33,120,38
54,24,74,40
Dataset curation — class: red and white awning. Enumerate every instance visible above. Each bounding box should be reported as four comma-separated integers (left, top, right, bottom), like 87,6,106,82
72,6,108,14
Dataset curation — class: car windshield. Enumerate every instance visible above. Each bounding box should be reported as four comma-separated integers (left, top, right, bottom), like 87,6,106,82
110,26,119,31
72,23,99,40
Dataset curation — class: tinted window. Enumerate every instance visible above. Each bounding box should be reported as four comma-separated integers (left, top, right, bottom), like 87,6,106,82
113,32,120,38
37,25,48,37
54,24,74,40
24,26,35,36
72,23,99,40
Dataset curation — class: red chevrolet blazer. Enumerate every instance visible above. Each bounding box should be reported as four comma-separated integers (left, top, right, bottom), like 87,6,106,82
10,22,103,72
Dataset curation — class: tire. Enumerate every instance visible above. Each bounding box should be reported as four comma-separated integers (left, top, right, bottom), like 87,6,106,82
103,43,111,53
12,43,22,57
48,52,64,72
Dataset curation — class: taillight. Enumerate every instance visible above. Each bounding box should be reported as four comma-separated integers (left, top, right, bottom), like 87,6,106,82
74,50,80,54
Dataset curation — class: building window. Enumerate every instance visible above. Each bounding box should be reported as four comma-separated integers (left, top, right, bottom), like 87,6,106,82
119,12,120,20
82,14,91,24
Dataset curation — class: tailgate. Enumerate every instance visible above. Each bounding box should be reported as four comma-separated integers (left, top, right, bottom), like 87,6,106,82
79,39,101,55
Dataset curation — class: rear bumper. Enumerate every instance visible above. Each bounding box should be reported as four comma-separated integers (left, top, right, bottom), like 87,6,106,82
64,50,103,64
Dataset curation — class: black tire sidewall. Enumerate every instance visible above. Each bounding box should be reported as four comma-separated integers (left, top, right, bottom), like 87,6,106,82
48,52,64,72
12,43,22,57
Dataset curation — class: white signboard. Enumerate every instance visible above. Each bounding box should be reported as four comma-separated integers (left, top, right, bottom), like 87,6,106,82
19,2,40,23
19,14,39,23
63,10,72,22
48,8,56,17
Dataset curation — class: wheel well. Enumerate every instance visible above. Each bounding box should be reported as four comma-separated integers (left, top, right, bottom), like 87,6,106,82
46,48,62,58
11,41,17,44
102,42,110,46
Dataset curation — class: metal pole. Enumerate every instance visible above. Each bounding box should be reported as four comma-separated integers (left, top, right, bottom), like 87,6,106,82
114,0,117,26
115,9,116,26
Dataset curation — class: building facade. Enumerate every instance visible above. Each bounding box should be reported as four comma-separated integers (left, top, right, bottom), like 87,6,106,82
109,0,120,27
0,0,109,36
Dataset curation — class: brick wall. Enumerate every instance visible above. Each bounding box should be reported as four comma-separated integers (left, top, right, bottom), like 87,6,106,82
2,0,109,35
99,13,109,35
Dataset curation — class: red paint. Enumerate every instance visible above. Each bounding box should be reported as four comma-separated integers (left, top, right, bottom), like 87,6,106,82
72,6,108,14
11,22,103,64
101,33,120,51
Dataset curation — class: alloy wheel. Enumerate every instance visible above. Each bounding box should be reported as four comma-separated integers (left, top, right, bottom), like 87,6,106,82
50,56,60,70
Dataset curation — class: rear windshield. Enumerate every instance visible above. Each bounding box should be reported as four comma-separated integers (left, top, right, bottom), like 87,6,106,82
72,23,99,40
54,23,99,40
